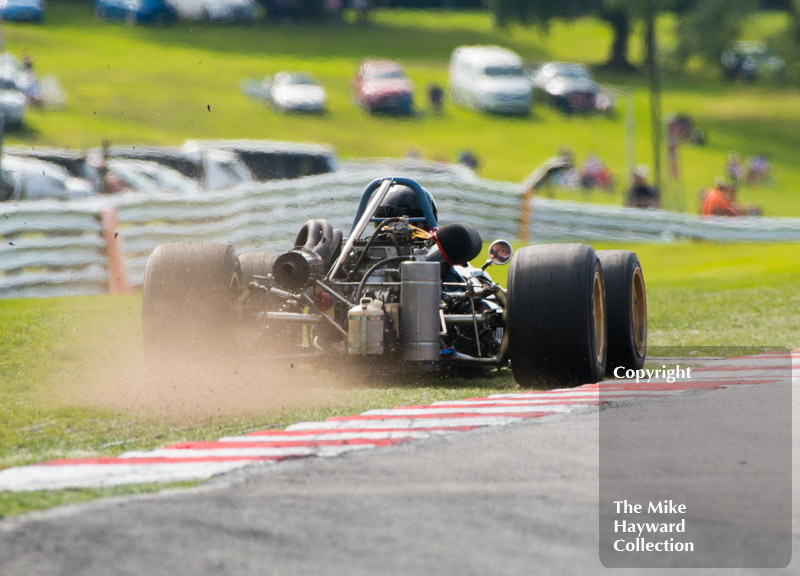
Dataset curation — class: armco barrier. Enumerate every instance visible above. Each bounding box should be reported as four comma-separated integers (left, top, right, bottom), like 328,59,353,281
2,162,800,298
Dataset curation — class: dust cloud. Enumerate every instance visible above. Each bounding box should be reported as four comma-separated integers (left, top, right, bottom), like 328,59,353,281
57,323,366,422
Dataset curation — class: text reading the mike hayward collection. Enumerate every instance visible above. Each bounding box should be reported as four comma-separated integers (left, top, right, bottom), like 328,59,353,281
613,500,695,552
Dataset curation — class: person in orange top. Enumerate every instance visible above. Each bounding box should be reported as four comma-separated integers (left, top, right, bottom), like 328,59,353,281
701,181,761,217
701,183,741,216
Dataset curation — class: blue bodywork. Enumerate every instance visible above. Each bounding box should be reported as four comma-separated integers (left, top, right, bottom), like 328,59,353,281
350,177,438,234
0,0,44,22
95,0,177,24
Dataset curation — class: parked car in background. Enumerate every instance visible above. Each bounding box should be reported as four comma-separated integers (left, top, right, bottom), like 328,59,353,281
353,60,414,114
0,0,44,22
260,72,327,113
449,45,533,115
91,145,201,181
89,144,252,192
2,156,95,199
0,52,42,106
105,159,197,194
0,81,27,128
95,0,177,24
532,62,603,113
6,147,98,182
167,0,255,22
721,41,785,82
184,139,339,181
195,148,253,191
0,167,23,201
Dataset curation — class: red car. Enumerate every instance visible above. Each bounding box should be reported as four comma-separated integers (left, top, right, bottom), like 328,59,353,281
353,60,414,114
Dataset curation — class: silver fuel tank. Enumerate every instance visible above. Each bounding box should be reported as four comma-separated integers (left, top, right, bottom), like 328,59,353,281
400,260,440,362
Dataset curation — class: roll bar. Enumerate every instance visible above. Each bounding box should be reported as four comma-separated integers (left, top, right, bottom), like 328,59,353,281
349,177,438,233
327,178,437,281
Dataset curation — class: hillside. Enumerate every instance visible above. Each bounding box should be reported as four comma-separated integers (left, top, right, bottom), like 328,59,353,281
4,6,800,215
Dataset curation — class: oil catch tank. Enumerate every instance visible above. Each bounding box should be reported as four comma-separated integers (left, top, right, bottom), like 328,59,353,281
400,260,440,361
348,298,385,355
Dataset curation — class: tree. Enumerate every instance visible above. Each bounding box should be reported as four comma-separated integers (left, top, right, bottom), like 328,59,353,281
488,0,647,71
763,0,800,83
673,0,759,68
598,2,634,70
776,0,800,43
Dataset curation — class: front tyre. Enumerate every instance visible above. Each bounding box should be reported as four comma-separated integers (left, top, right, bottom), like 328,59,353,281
596,250,647,373
507,243,606,388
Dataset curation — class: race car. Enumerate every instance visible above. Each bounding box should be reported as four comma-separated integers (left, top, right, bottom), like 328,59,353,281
142,177,647,387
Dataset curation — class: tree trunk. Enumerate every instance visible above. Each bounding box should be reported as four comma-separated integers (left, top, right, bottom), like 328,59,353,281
786,0,800,44
643,5,656,70
600,7,636,71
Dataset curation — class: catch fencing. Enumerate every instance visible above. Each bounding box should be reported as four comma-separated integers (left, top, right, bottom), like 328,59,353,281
2,161,799,298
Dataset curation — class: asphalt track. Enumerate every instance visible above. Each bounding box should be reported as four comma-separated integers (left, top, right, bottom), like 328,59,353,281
0,380,797,575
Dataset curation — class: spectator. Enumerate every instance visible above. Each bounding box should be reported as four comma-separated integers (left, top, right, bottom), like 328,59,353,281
427,83,444,114
701,181,761,217
747,154,771,186
554,167,581,189
626,164,660,208
667,113,705,145
93,143,128,195
17,53,43,106
457,149,480,171
406,146,421,160
553,146,580,189
99,163,128,194
726,152,745,183
580,154,614,190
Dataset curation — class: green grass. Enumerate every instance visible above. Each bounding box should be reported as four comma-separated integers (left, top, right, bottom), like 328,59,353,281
0,482,202,518
598,241,800,347
1,241,798,516
4,6,800,215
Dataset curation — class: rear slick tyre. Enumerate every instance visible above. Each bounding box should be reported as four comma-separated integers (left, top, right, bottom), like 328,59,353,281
142,242,241,361
238,252,279,289
596,250,647,374
507,243,607,388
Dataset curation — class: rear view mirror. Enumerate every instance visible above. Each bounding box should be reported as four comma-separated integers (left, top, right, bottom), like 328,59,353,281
488,240,513,266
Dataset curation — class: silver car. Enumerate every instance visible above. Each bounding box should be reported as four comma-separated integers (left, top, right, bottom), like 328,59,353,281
449,45,533,115
263,72,327,113
168,0,255,22
106,159,199,194
532,62,601,112
2,156,95,200
0,85,26,128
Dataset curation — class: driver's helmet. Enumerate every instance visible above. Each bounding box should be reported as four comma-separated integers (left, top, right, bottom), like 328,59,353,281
374,184,438,225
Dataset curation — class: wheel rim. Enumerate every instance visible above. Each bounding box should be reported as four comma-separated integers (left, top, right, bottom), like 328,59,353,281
593,269,606,365
631,266,647,356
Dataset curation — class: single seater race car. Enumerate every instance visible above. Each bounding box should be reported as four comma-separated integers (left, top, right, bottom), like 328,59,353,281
142,178,647,387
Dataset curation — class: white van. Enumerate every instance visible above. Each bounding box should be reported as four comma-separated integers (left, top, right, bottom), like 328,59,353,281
449,45,533,115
